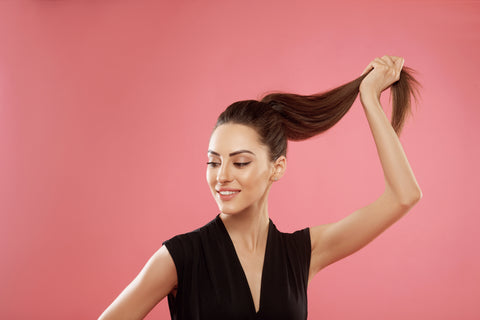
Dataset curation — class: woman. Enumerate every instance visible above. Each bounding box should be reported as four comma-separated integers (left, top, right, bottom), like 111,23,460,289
99,55,422,319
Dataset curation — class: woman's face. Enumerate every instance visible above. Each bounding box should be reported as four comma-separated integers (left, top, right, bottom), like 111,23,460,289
206,123,283,216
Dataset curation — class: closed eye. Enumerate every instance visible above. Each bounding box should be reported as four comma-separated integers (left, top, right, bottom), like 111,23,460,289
234,162,251,168
206,161,221,168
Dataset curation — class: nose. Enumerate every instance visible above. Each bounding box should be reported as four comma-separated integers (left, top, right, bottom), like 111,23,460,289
217,163,233,183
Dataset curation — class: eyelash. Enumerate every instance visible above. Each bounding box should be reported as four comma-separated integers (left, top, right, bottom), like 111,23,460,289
206,162,251,168
206,162,220,168
235,162,251,168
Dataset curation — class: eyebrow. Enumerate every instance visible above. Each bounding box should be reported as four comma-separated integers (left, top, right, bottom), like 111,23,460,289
208,149,256,157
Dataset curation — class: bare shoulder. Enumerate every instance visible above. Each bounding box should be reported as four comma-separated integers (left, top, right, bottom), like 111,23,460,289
99,245,177,320
147,245,177,279
134,245,178,302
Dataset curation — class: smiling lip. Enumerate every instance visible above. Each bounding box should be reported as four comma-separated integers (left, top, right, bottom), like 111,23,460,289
216,188,241,201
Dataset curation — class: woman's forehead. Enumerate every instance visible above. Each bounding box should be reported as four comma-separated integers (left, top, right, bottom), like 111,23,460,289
208,124,266,155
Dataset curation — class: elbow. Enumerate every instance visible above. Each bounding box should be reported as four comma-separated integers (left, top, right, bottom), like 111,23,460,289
398,186,422,208
387,181,422,209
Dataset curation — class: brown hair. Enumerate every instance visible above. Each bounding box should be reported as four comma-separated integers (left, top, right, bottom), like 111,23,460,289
215,67,420,161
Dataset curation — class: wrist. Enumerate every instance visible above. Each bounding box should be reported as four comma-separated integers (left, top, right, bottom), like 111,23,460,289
359,89,381,106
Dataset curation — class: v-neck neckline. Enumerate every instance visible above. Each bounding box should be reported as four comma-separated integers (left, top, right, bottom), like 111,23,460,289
216,215,273,315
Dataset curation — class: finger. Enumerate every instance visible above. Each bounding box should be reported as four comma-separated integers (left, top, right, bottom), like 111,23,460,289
395,57,405,71
389,56,402,62
382,55,395,67
390,57,404,81
362,59,383,75
362,55,395,75
388,56,404,69
361,63,374,76
374,57,386,66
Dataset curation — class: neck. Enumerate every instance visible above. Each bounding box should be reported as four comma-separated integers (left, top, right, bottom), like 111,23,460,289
220,203,270,253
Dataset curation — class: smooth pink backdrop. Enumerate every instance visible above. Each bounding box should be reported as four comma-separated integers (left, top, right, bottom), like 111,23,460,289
1,1,479,319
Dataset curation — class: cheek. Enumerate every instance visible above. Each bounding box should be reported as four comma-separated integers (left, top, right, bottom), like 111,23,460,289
206,169,215,187
241,167,270,188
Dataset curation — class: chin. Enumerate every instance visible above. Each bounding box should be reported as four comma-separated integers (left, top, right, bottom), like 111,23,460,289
217,203,245,216
218,207,239,215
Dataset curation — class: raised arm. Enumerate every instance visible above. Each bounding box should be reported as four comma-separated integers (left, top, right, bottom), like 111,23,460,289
99,245,177,320
309,56,422,280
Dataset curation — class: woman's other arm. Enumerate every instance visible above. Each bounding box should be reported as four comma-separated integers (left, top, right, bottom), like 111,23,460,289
309,56,422,280
99,245,177,320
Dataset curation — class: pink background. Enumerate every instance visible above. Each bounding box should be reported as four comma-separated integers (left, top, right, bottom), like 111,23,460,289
1,1,479,319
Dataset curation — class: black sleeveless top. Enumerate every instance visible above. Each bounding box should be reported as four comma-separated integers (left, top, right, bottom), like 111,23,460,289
163,215,311,320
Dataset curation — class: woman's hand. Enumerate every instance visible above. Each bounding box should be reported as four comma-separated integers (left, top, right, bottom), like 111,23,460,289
359,55,404,100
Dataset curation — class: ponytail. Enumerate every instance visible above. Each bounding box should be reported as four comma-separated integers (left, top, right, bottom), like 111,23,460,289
261,67,420,138
215,67,420,161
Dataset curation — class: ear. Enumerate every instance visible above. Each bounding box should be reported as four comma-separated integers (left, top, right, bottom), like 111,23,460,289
271,156,287,182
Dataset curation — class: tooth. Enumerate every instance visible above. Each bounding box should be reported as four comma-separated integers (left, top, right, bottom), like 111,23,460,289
220,191,237,195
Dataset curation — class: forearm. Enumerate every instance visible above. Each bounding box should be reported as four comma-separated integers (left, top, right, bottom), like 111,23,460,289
360,91,422,206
